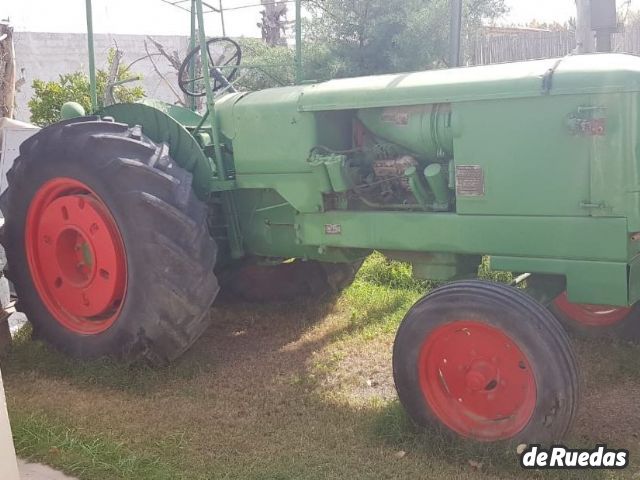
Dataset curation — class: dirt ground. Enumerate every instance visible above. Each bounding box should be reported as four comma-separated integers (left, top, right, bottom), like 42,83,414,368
3,293,640,479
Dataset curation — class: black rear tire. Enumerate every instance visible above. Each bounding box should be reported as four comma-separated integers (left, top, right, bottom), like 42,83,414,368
393,280,579,444
220,259,362,303
2,117,219,365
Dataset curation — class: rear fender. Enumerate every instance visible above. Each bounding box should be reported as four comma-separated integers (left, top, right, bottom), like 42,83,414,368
99,102,215,199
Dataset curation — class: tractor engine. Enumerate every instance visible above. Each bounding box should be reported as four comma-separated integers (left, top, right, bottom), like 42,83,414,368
370,155,418,203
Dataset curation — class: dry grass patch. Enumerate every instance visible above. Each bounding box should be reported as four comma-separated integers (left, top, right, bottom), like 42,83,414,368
3,255,640,479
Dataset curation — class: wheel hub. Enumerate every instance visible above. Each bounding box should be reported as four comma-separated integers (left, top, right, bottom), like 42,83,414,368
26,178,127,334
418,321,536,441
55,227,94,288
464,361,497,392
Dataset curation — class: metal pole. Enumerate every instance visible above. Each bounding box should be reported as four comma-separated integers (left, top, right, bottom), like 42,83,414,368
189,0,197,111
85,0,98,112
595,31,612,52
219,0,226,36
196,1,243,259
449,0,463,67
575,0,594,53
295,0,302,84
195,0,224,175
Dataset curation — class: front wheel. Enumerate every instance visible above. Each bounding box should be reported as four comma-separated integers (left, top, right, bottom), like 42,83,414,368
393,280,579,444
2,117,219,364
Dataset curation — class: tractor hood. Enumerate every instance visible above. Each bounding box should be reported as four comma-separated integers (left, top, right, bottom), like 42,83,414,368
297,53,640,111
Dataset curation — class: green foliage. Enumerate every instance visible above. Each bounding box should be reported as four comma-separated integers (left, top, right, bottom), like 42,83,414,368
235,38,341,90
28,52,144,126
477,255,513,283
228,0,507,90
356,251,429,291
12,414,180,480
29,73,91,126
304,0,507,77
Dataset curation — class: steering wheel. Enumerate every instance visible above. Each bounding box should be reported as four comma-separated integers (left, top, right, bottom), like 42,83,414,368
178,37,242,97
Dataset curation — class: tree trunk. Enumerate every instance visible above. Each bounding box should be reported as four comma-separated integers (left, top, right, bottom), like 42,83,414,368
0,22,15,118
259,1,288,47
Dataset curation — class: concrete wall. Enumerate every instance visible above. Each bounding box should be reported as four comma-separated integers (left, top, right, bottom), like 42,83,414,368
13,32,192,121
0,369,19,480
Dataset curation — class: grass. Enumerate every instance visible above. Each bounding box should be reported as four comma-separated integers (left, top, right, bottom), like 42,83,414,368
3,252,640,479
12,413,181,479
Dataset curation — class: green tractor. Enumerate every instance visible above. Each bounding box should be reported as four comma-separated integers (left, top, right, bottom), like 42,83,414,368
5,0,640,445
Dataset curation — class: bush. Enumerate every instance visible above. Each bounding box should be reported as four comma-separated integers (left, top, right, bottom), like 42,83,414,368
477,256,513,283
234,38,342,91
356,252,512,292
28,52,144,126
356,251,429,291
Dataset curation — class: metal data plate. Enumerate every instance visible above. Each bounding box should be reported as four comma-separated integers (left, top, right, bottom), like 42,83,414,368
455,165,485,197
324,224,342,235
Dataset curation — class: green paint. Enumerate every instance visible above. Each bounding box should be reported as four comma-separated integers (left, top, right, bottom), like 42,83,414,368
202,54,640,306
357,104,453,159
81,242,93,268
295,210,630,305
60,102,86,120
232,188,364,262
325,155,350,192
404,166,430,208
235,174,324,213
491,256,629,306
189,1,197,112
308,156,334,194
87,1,640,311
194,1,223,176
297,55,640,111
99,102,215,199
139,99,204,128
297,211,628,262
424,163,449,209
295,0,302,84
85,0,97,112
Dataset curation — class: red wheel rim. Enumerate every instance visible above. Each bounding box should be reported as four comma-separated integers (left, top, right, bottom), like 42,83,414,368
418,321,536,441
553,292,631,327
25,178,127,334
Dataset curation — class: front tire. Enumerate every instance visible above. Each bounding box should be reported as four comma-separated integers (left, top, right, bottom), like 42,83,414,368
393,280,579,444
2,117,219,364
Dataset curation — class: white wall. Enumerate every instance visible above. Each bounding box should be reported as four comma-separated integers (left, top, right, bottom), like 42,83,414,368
13,32,192,122
0,369,19,479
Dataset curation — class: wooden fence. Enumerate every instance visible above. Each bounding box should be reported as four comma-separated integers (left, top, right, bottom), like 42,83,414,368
467,23,640,65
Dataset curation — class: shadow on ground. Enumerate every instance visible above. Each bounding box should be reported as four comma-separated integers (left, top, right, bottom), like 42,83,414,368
4,296,640,479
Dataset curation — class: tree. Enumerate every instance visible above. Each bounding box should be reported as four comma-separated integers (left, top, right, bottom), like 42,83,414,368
258,0,289,46
0,20,15,118
304,0,508,77
234,38,341,91
28,51,144,126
